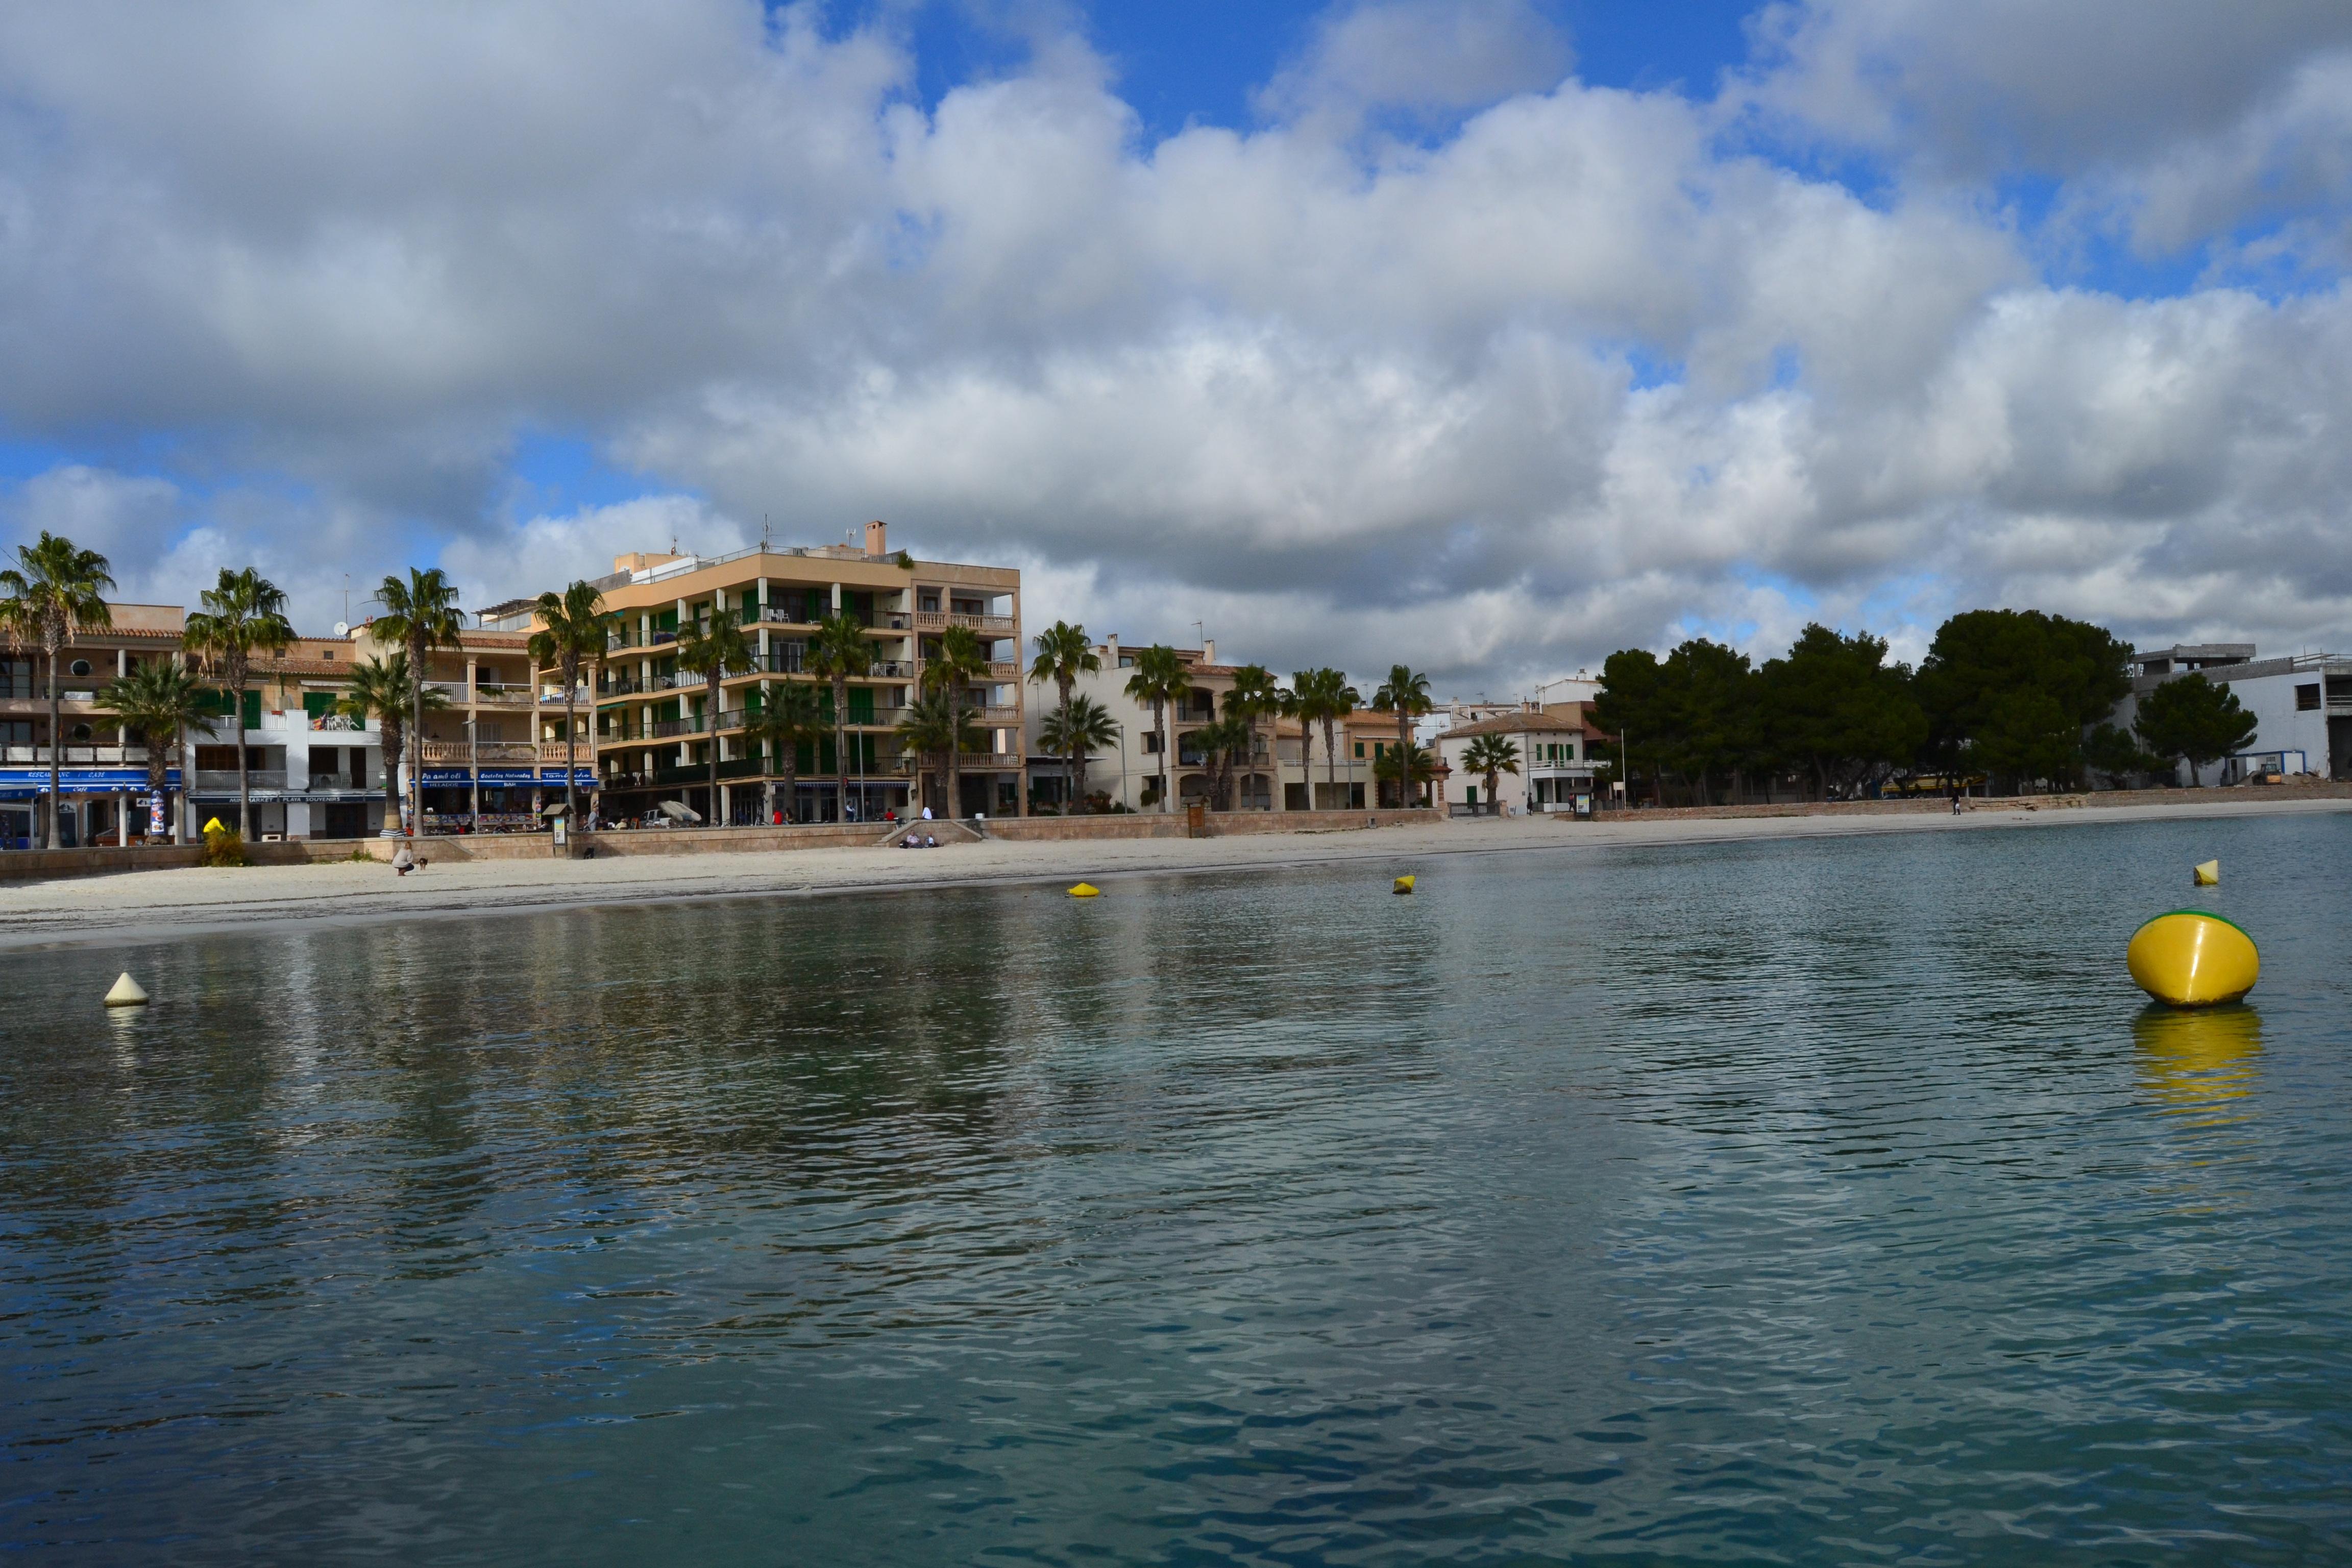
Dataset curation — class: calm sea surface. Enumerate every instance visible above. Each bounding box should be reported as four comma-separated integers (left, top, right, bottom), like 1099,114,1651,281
4,814,2350,1565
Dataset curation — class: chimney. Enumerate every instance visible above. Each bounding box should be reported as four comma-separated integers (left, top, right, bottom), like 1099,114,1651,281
865,520,888,558
1104,633,1118,664
1203,638,1216,665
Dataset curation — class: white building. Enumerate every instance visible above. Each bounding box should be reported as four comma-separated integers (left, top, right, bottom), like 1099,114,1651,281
2112,644,2352,784
1435,706,1599,815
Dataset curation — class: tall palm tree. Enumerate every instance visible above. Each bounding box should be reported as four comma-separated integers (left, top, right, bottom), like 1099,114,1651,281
1373,742,1437,807
676,606,751,822
806,610,874,822
338,653,448,835
1290,667,1358,807
527,580,606,829
1461,733,1521,815
183,567,295,839
1226,663,1280,809
1039,694,1119,813
1122,644,1191,812
101,658,207,843
0,533,114,848
923,622,989,819
1371,665,1435,807
1028,620,1098,813
1191,713,1253,810
374,568,464,836
894,689,978,817
742,678,827,821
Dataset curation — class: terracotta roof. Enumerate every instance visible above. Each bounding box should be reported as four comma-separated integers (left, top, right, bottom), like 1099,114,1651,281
1442,710,1586,739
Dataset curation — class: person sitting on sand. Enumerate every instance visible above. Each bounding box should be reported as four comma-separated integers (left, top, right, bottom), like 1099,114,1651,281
391,844,415,876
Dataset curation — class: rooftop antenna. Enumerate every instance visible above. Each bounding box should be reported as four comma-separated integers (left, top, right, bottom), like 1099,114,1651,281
762,513,770,552
1193,620,1205,649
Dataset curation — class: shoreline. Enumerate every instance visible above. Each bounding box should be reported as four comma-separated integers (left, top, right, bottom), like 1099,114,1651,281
5,792,2346,952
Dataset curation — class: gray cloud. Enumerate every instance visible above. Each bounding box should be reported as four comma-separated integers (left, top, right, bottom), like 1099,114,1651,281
1,0,2348,699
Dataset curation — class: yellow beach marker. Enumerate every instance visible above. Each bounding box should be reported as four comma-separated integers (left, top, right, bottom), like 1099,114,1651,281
1068,883,1100,898
103,973,150,1008
1392,875,1414,895
2193,859,2219,886
2127,910,2259,1008
203,818,225,835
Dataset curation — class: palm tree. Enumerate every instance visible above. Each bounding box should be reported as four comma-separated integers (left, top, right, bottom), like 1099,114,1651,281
806,611,874,822
1226,664,1280,809
0,533,114,848
374,568,464,836
1373,742,1437,807
1371,665,1435,807
1039,694,1119,813
1290,667,1358,808
894,689,978,816
1122,644,1191,811
527,580,606,829
337,653,448,835
923,622,990,819
1191,713,1253,810
676,606,751,821
1028,620,1099,814
742,678,826,821
101,658,207,843
183,567,295,839
1461,733,1521,815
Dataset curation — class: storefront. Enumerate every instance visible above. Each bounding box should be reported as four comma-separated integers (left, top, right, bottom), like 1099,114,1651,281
0,767,184,848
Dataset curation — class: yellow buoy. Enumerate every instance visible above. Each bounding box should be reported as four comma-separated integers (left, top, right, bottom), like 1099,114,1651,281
203,818,226,835
1068,883,1100,898
2126,910,2258,1008
2193,859,2219,886
103,972,150,1007
1392,875,1414,895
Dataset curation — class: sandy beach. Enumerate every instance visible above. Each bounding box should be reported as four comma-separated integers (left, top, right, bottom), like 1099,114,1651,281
3,792,2344,951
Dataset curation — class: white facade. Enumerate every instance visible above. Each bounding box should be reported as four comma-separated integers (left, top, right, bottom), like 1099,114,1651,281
2113,645,2352,784
182,707,386,840
1435,709,1596,815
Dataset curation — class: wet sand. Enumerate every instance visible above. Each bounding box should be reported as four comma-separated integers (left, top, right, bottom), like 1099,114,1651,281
4,793,2344,951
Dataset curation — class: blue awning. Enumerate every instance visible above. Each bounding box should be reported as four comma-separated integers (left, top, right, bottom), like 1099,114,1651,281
0,768,182,794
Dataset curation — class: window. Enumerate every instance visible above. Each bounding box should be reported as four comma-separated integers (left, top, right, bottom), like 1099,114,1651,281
69,658,91,677
1354,742,1365,758
2297,682,2321,711
918,591,940,612
1142,732,1163,753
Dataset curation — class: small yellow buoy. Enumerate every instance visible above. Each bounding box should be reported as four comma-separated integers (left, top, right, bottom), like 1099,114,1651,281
1392,875,1414,895
2193,859,2219,886
1068,883,1100,898
103,972,150,1008
2127,910,2258,1008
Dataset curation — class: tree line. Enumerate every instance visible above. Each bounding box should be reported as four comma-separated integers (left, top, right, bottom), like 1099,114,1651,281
1594,608,2260,805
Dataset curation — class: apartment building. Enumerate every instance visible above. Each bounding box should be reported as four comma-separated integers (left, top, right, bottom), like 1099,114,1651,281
1023,638,1419,813
183,634,387,841
0,603,189,848
574,522,1023,824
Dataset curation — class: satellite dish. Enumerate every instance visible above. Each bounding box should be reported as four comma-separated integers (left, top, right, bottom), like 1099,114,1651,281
333,622,349,637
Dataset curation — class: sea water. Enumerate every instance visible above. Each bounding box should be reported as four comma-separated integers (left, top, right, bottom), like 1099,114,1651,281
3,813,2349,1563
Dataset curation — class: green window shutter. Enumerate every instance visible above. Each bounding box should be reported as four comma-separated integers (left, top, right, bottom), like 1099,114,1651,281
848,687,874,723
243,690,262,729
1354,742,1365,758
304,692,335,720
795,739,816,773
656,608,678,632
818,737,837,774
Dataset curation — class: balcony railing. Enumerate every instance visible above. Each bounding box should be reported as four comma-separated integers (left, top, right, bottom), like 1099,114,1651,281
976,705,1020,724
913,610,1017,635
650,717,704,739
897,752,1010,773
415,740,542,765
194,770,288,791
4,745,151,764
471,687,531,707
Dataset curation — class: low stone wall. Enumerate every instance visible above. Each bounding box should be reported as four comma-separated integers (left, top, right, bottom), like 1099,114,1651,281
985,808,1431,842
0,841,313,881
1583,780,2352,822
329,821,891,862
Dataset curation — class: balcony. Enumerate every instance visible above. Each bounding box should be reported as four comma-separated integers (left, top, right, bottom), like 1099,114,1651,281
650,717,704,739
897,752,1011,773
913,610,1017,635
471,684,532,707
194,770,288,791
976,705,1020,724
4,745,151,765
760,606,813,626
537,686,592,705
415,740,541,765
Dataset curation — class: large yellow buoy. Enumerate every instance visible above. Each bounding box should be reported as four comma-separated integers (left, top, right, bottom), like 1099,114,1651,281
2126,910,2259,1008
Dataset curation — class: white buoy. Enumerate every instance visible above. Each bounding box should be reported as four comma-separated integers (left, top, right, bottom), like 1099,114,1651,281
104,972,149,1008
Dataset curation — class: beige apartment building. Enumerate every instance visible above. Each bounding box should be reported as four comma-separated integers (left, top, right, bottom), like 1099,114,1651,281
567,522,1023,824
1023,638,1422,813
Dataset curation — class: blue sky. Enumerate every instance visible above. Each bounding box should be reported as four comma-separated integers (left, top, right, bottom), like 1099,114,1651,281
2,1,2349,686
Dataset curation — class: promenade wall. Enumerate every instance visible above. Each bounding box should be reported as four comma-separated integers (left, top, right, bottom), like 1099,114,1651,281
0,841,313,882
